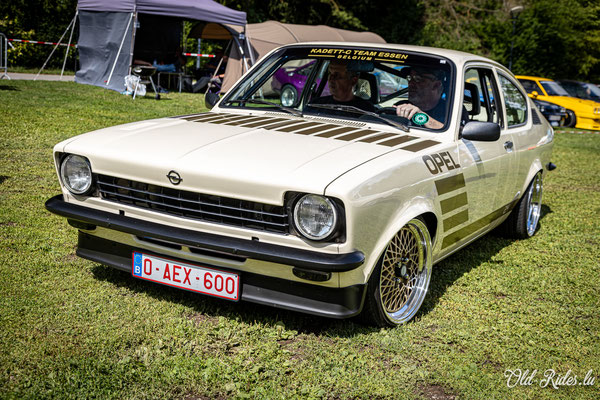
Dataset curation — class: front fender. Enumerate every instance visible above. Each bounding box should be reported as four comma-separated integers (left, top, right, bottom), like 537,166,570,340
339,196,438,287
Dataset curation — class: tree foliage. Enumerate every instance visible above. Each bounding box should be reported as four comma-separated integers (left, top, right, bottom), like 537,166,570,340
1,0,599,80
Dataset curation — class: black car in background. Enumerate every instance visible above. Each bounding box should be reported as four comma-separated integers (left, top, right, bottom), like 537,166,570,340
533,99,566,127
558,80,600,103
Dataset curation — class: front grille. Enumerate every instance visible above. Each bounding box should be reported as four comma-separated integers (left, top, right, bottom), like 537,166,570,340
97,175,289,234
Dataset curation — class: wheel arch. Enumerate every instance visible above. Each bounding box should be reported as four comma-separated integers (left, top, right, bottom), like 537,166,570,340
521,161,545,199
362,199,439,283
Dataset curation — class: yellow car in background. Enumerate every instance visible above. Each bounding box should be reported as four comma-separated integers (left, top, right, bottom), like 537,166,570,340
516,75,600,130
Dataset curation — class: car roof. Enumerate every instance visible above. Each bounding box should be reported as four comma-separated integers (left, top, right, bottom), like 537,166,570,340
515,75,554,82
279,41,506,70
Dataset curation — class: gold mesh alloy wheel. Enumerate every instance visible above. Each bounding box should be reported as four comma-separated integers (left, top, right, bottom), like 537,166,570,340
378,218,432,324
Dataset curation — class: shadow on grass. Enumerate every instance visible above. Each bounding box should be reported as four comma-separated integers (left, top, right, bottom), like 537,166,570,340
91,206,553,337
0,85,20,91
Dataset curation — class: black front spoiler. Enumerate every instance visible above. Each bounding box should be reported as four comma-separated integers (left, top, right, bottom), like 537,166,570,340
77,233,366,319
45,195,365,273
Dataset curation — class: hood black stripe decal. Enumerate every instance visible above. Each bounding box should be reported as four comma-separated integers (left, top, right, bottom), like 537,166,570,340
240,117,288,128
275,121,322,133
379,135,418,147
182,113,441,150
360,132,396,143
316,126,358,138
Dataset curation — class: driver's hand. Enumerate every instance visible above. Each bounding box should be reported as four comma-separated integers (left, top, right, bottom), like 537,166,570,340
393,103,443,129
394,103,422,120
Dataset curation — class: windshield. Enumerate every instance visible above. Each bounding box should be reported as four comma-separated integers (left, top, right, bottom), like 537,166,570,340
540,81,570,96
222,46,455,131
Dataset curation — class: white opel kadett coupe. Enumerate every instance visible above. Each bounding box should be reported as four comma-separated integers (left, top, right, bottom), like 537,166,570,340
46,43,555,326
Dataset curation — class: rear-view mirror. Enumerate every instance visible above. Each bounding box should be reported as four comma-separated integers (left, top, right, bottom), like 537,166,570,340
205,92,220,109
460,121,501,142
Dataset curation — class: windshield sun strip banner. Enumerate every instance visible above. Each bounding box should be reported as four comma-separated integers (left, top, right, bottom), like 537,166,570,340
308,48,410,64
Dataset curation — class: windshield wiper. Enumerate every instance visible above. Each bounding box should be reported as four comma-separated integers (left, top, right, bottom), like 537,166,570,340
306,103,409,132
222,99,302,117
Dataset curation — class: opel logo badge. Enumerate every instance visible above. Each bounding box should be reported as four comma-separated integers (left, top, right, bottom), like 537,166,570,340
166,170,182,185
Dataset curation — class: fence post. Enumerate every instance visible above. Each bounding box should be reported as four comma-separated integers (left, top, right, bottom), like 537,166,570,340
0,32,9,79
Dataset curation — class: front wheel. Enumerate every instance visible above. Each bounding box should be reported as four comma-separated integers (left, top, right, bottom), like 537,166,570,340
362,218,433,326
280,84,298,107
564,109,576,128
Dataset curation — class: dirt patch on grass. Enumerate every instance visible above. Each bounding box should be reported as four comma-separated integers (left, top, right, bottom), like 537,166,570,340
187,312,219,326
418,384,457,400
184,393,226,400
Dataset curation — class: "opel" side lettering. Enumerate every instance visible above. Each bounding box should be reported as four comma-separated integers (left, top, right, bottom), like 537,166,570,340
422,151,461,175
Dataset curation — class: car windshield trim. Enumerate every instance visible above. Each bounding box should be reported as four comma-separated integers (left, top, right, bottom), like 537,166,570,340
306,103,409,132
221,99,303,117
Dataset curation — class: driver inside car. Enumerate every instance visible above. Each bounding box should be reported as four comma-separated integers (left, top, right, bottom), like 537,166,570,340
394,66,447,129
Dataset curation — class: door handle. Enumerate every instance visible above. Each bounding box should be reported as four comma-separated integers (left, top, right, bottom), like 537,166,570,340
504,141,514,152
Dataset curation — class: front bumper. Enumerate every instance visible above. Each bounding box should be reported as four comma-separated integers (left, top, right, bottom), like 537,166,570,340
46,195,367,318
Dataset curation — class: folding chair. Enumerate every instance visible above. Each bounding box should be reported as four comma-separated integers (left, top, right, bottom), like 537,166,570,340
132,65,160,100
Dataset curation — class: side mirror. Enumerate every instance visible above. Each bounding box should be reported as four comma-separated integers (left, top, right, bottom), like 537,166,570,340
460,121,501,142
205,92,220,109
531,90,539,99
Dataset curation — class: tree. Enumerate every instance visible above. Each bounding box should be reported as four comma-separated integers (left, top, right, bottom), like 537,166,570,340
0,0,78,68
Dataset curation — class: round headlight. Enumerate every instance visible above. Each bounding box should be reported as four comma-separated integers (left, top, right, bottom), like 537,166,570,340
293,194,338,240
60,154,93,195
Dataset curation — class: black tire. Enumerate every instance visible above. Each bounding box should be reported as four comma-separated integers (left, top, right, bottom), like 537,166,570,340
499,172,543,239
280,84,298,107
361,218,433,327
564,110,576,128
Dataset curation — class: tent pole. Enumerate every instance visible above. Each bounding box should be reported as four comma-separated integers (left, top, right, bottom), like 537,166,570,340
106,12,134,87
243,27,255,66
35,13,77,80
128,11,139,76
232,35,248,73
60,10,78,79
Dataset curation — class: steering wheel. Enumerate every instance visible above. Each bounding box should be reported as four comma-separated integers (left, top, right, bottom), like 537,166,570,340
376,107,398,115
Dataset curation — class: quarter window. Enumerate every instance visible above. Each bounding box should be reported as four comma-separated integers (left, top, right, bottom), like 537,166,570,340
463,68,501,125
499,75,527,127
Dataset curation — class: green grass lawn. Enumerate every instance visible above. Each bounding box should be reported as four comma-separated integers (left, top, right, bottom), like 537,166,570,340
1,80,599,399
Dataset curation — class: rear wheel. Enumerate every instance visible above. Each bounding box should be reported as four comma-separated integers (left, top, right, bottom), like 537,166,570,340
564,110,576,127
500,172,543,239
280,84,298,107
362,218,432,326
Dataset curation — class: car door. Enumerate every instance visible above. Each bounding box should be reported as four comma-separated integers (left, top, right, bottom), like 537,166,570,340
441,65,511,251
496,72,533,200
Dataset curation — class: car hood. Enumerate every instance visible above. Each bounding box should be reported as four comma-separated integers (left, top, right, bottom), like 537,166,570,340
538,95,599,110
59,112,440,204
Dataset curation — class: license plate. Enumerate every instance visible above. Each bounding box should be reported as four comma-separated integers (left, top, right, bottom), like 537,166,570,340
132,252,240,301
549,115,561,121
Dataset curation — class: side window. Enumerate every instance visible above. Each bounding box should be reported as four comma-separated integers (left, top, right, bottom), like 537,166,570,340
464,68,501,125
499,75,528,127
518,79,542,95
